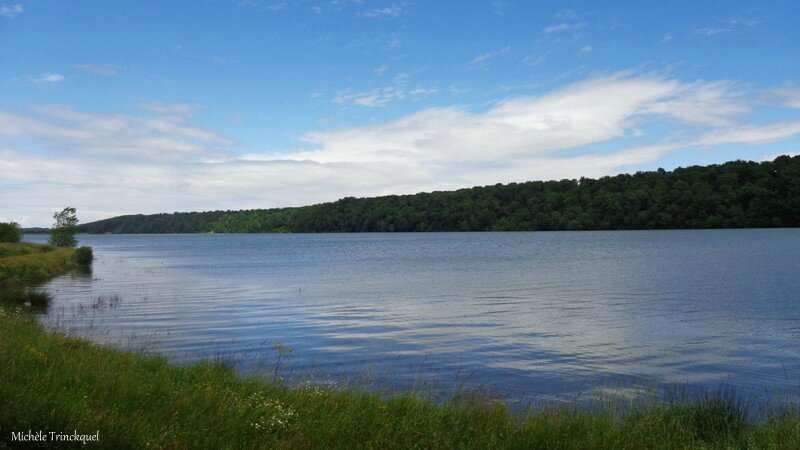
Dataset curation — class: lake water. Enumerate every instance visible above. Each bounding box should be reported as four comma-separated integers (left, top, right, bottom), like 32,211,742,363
25,230,800,406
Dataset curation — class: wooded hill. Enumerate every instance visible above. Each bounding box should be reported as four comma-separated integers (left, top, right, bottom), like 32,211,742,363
79,155,800,234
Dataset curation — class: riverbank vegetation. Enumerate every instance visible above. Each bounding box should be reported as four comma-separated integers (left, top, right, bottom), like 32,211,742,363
0,307,798,449
77,155,800,234
0,243,77,286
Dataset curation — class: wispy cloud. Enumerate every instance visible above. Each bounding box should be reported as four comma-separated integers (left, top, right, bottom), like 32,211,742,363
332,85,438,107
471,47,511,64
0,3,22,18
361,5,401,18
31,74,65,83
579,45,593,55
2,73,795,226
695,28,732,36
695,16,758,37
522,52,548,66
695,122,800,147
725,17,758,27
139,101,198,119
554,10,578,20
542,22,585,34
768,84,800,109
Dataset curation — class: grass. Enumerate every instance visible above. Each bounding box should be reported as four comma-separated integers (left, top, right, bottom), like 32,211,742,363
1,242,799,448
0,242,76,286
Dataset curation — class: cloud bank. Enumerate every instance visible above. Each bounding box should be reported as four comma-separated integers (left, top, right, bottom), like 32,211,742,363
2,73,798,225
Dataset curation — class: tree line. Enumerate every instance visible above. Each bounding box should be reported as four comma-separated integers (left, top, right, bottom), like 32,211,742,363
78,155,800,234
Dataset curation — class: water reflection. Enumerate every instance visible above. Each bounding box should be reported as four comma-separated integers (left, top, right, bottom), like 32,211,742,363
25,230,800,404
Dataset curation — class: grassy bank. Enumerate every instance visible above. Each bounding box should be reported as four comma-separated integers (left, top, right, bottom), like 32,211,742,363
0,242,76,286
1,244,799,448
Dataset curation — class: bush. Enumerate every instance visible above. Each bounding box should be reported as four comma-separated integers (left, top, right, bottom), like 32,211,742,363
74,246,93,265
0,222,22,243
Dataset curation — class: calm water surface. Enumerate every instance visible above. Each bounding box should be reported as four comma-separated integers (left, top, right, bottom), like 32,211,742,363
26,230,800,405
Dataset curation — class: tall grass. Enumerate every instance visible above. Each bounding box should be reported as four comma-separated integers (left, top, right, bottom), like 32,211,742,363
0,243,76,286
0,307,798,449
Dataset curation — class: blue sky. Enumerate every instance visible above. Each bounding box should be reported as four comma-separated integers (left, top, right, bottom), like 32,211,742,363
1,1,799,226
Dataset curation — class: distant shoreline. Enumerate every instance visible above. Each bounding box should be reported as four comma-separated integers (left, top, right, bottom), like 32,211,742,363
62,155,800,235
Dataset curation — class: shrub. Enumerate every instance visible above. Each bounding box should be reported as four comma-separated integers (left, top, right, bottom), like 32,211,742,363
0,222,22,243
74,246,93,265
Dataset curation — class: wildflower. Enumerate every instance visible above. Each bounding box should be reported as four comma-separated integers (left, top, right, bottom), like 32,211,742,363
237,392,297,433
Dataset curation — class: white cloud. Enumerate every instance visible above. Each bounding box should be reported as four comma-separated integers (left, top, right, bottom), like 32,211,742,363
0,103,233,160
0,3,22,18
2,73,794,225
471,47,511,64
332,85,438,107
361,5,401,18
522,52,548,66
542,23,585,34
695,28,732,36
579,45,592,55
554,10,578,20
695,122,800,147
302,74,747,167
638,81,747,126
694,16,758,38
32,73,65,83
768,84,800,109
139,101,197,119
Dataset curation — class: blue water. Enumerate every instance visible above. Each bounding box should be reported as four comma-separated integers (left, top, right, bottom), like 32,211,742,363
26,230,800,405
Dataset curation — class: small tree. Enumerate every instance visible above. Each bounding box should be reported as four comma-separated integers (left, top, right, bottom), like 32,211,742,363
49,207,79,248
0,221,22,243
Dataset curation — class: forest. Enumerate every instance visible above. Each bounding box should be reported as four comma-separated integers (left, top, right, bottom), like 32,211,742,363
78,155,800,234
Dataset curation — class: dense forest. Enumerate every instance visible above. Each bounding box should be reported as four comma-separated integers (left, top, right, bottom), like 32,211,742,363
78,155,800,234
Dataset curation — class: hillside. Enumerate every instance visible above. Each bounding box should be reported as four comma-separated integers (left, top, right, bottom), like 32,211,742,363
80,155,800,234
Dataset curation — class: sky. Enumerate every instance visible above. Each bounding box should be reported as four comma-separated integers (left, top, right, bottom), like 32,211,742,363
1,0,799,226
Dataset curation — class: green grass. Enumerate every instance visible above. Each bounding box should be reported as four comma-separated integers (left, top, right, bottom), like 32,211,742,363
0,242,76,286
0,307,798,449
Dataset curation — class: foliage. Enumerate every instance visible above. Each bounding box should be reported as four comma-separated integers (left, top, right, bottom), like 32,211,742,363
49,207,80,248
0,309,798,449
74,246,93,265
0,221,22,243
80,155,800,234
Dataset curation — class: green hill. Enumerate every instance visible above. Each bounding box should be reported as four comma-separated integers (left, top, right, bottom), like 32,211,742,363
80,155,800,234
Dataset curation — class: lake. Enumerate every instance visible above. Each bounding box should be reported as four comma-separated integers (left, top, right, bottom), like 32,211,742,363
25,230,800,407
